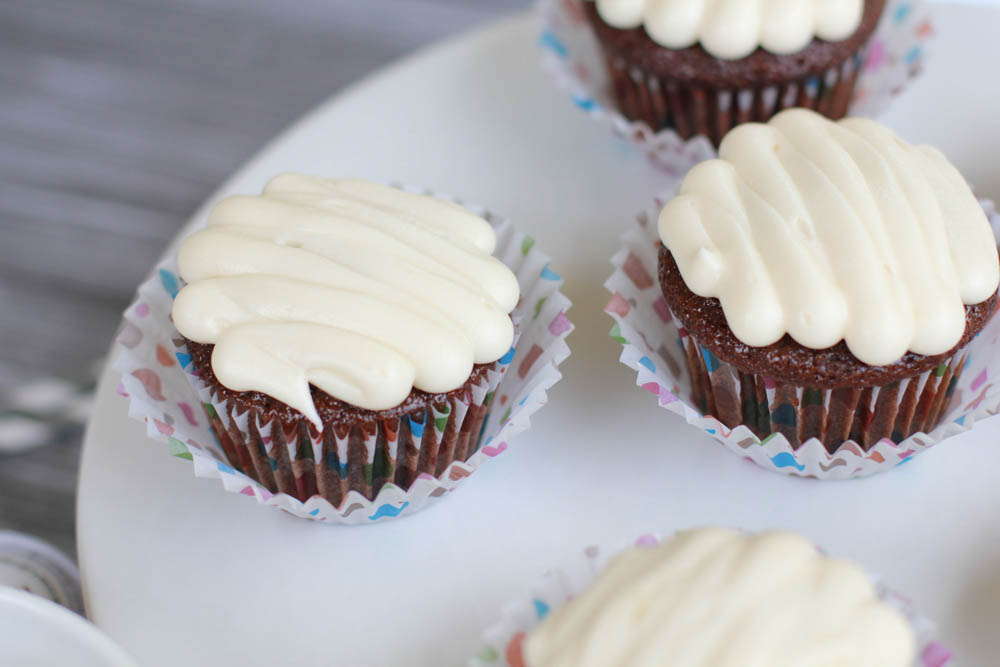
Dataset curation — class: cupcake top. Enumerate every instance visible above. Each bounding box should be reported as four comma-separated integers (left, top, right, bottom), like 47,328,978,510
172,174,519,427
590,0,865,59
524,527,916,667
658,109,999,367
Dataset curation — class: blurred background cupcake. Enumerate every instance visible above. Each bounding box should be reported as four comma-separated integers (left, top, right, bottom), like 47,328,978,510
476,527,942,666
583,0,887,144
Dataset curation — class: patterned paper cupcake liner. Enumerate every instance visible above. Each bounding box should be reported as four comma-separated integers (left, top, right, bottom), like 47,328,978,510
680,303,971,454
605,197,1000,479
179,340,512,509
114,188,573,524
538,0,931,165
470,533,951,667
603,48,867,147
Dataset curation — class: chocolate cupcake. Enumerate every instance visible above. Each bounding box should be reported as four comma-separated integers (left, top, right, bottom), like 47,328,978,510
583,0,886,145
657,109,1000,453
170,174,521,506
518,528,918,667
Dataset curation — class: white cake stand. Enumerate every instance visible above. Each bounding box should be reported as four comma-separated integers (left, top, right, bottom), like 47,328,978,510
79,6,1000,665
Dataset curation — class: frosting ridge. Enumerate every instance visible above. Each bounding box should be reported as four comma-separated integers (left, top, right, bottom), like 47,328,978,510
524,528,916,667
172,174,519,427
658,109,999,366
592,0,865,59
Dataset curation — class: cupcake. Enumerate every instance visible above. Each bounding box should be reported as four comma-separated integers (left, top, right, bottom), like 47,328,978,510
583,0,886,145
657,108,1000,453
515,528,919,666
170,174,521,507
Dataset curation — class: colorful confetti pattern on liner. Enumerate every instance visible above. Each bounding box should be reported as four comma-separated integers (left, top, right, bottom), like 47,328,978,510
602,196,1000,480
537,0,932,170
470,534,949,667
113,189,573,524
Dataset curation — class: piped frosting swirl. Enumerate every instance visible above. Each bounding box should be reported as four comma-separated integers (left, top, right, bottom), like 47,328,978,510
591,0,865,60
172,175,519,427
524,528,916,667
658,109,999,367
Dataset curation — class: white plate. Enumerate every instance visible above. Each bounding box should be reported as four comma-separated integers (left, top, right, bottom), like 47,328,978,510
79,5,1000,666
0,588,136,667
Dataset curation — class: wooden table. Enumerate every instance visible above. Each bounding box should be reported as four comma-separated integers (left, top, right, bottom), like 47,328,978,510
0,0,528,559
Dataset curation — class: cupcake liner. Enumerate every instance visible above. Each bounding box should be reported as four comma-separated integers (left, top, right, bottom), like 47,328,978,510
538,0,931,162
605,196,1000,479
179,344,507,509
683,329,969,454
603,50,865,147
470,532,950,667
114,187,573,524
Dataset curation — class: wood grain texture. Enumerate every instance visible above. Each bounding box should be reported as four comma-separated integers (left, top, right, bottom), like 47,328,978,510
0,0,530,562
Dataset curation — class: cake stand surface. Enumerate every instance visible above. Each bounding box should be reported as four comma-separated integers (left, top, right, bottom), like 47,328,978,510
79,6,1000,665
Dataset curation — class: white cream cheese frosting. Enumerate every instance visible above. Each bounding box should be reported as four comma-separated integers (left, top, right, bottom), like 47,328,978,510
658,108,999,367
171,174,520,427
524,528,916,667
591,0,865,60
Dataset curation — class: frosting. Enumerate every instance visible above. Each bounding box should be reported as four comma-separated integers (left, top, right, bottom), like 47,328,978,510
524,528,916,667
172,174,519,427
591,0,864,60
659,109,999,366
